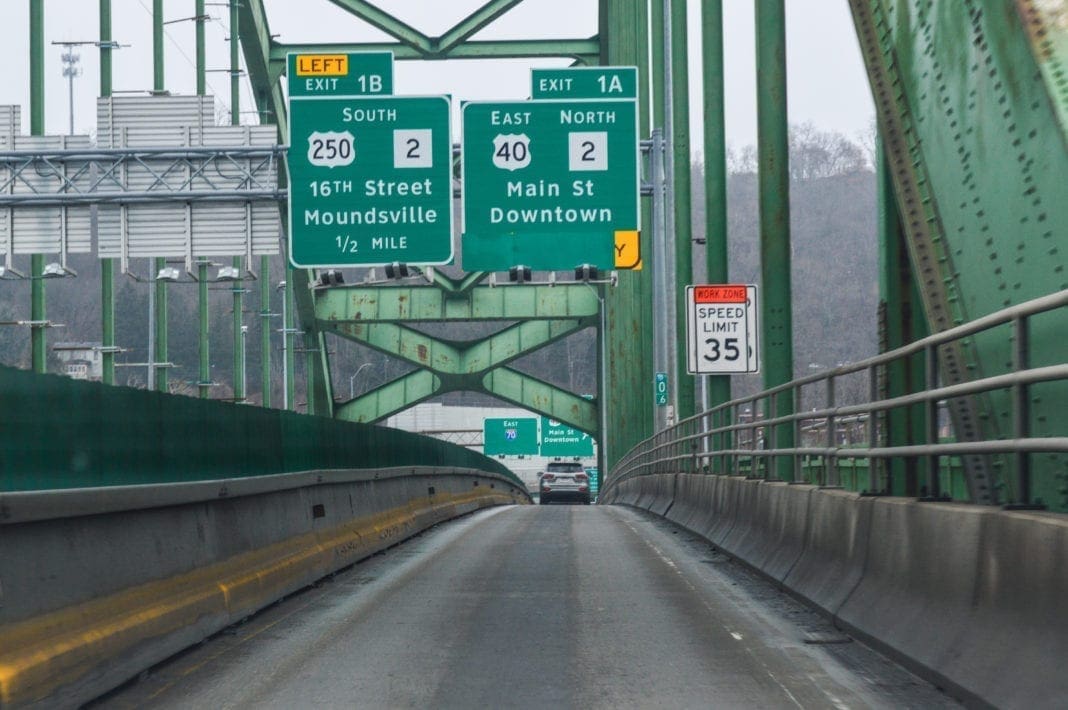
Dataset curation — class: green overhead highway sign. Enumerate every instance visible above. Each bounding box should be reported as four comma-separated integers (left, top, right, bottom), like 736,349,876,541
540,417,594,457
484,418,538,455
461,99,640,271
287,95,454,268
287,51,393,97
531,67,638,99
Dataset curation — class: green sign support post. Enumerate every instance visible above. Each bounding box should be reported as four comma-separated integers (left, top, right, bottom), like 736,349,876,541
287,95,454,267
461,99,639,271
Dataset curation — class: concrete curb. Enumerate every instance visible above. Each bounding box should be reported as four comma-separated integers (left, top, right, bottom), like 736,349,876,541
607,473,1068,708
0,472,527,709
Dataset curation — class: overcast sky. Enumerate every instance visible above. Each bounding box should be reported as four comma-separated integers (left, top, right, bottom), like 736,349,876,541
0,0,873,153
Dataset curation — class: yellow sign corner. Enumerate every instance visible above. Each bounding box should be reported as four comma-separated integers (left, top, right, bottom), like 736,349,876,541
614,230,641,270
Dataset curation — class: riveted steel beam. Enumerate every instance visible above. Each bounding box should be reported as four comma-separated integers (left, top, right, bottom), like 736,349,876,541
315,284,600,323
240,0,602,426
438,0,526,54
325,0,434,54
336,369,441,423
326,318,589,375
270,39,600,64
483,368,598,433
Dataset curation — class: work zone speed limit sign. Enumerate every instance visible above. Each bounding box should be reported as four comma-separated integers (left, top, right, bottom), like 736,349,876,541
686,285,760,374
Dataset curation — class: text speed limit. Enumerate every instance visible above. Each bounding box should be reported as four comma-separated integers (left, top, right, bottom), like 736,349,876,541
686,284,760,374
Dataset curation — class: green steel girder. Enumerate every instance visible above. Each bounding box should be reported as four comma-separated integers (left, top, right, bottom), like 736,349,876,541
849,0,1068,507
236,0,288,138
315,283,600,323
335,364,597,434
1017,0,1068,146
325,314,596,433
336,369,440,423
424,269,489,295
239,0,606,432
322,0,527,54
270,39,600,64
326,318,589,375
482,368,596,433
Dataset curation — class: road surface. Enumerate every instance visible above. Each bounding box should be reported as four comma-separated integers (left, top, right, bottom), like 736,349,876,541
92,504,957,709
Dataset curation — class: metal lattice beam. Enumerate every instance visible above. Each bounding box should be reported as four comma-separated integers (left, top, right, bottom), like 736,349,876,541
238,0,606,428
315,283,601,323
270,38,600,64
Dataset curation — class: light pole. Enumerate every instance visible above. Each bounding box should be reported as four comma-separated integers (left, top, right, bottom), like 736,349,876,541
350,362,372,399
53,40,122,136
60,49,79,135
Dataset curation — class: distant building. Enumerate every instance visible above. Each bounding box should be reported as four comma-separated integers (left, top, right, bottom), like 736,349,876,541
53,342,103,381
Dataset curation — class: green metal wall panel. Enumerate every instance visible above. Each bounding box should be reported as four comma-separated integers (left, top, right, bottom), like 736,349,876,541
0,367,518,492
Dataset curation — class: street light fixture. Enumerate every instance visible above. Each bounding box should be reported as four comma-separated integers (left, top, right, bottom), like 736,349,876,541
214,265,242,282
156,266,181,282
42,262,77,279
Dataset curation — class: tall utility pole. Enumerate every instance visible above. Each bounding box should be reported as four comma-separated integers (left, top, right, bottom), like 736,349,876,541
702,0,730,467
100,1,116,385
30,0,46,374
230,0,246,404
152,0,169,392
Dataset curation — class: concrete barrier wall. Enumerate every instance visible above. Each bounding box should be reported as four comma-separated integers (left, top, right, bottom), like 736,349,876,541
606,474,1068,709
0,467,529,709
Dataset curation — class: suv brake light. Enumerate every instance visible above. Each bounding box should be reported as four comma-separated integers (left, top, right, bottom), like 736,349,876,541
541,473,555,482
575,472,588,481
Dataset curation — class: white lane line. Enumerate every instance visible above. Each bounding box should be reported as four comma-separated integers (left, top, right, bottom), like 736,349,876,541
730,632,743,641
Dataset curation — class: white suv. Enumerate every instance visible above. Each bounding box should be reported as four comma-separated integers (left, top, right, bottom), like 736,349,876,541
538,462,590,505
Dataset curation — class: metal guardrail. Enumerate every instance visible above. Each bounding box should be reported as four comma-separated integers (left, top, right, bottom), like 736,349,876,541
608,290,1068,508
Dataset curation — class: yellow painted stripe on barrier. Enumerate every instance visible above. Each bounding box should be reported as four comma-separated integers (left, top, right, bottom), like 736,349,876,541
0,488,517,707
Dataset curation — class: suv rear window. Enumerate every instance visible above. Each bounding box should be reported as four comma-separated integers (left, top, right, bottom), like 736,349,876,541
546,462,584,473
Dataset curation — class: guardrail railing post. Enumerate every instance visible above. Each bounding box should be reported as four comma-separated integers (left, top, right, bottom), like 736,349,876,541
826,374,837,487
868,363,881,493
923,344,943,500
792,383,802,482
767,393,777,480
1008,314,1043,509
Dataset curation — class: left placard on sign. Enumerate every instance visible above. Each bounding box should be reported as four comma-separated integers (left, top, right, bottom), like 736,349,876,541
287,51,394,97
287,95,454,267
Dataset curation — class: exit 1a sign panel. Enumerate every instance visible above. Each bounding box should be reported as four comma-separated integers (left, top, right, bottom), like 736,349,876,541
461,99,639,271
287,95,454,268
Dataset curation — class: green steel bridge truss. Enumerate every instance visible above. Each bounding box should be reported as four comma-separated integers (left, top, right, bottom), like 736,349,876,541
234,0,1068,503
234,0,654,451
8,1,1066,505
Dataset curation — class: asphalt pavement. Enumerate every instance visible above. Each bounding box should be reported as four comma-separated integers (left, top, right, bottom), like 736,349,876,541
91,504,959,709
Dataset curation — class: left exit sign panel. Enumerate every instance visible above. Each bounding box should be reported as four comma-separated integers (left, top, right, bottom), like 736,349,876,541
287,52,394,97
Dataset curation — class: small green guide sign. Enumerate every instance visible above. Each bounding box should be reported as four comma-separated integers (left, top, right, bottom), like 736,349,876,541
461,99,639,271
585,467,600,495
654,372,668,406
287,95,454,267
540,417,594,457
287,51,393,97
531,67,638,99
484,417,538,456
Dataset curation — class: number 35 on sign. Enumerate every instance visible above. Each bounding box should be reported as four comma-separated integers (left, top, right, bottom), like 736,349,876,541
686,284,760,374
